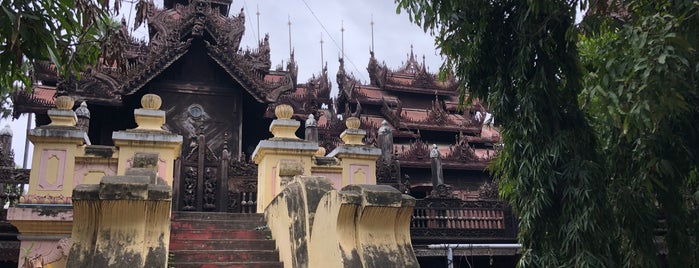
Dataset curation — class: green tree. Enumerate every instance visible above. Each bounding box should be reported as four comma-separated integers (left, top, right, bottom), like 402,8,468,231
0,0,128,107
579,1,699,266
397,0,698,266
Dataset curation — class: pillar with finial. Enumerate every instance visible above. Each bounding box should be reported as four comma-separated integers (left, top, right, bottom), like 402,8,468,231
252,104,319,211
112,94,183,185
327,117,381,186
0,125,12,156
24,95,89,199
75,101,90,133
10,96,90,267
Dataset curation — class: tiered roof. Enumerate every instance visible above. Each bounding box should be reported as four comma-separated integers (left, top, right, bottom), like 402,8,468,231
326,48,501,171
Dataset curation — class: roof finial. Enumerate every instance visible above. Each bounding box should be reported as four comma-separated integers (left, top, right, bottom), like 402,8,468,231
256,5,261,41
422,54,426,71
410,44,415,61
288,15,293,58
341,20,345,59
370,14,375,53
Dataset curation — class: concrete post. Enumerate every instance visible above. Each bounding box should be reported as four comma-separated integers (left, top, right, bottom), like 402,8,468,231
252,104,318,212
111,94,182,185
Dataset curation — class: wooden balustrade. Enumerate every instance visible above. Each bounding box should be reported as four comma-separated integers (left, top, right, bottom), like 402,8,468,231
0,168,29,220
410,198,517,243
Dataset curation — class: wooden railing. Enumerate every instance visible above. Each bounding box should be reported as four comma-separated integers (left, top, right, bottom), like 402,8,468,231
410,198,517,243
1,167,30,218
0,167,29,263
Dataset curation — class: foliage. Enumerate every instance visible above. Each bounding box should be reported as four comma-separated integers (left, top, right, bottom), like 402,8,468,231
396,0,616,266
397,0,698,266
0,0,125,108
579,1,699,266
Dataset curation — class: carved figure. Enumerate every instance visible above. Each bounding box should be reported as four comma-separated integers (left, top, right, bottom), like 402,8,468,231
377,120,394,161
430,144,440,158
305,114,317,127
203,167,217,209
183,167,197,210
430,144,444,187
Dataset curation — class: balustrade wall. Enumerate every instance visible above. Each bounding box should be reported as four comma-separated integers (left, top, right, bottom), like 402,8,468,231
410,198,517,242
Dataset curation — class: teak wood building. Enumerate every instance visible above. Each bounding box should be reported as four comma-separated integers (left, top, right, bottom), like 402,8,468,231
4,0,519,266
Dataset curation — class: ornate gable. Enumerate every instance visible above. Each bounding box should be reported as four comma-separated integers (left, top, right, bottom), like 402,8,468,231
57,0,293,104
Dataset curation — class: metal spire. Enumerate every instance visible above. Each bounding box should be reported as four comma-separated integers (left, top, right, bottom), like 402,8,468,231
340,20,345,59
256,5,260,41
370,14,375,53
320,33,324,70
288,15,292,57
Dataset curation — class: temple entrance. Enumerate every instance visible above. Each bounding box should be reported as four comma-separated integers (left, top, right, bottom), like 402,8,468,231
173,129,258,213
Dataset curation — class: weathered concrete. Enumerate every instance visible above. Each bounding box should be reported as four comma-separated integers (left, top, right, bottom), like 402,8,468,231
265,176,335,268
265,177,418,268
66,167,172,268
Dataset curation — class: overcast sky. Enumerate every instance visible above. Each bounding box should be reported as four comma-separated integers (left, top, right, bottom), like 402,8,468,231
126,0,443,93
2,0,443,167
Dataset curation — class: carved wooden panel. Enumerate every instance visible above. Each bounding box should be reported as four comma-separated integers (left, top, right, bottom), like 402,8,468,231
158,89,242,159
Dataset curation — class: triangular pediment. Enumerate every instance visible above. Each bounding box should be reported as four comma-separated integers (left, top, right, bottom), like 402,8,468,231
57,0,294,105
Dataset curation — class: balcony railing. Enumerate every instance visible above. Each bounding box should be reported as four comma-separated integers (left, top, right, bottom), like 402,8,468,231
0,167,29,263
1,167,29,217
411,198,517,243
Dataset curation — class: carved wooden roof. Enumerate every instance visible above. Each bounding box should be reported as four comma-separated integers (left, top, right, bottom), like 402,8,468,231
51,0,294,105
367,48,458,94
271,62,333,118
11,86,56,118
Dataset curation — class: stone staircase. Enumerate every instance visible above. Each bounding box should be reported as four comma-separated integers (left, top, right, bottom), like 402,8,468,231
169,212,282,268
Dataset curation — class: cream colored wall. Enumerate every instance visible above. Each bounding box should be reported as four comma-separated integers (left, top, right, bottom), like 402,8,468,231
255,150,313,212
338,156,378,186
74,157,119,186
113,140,180,185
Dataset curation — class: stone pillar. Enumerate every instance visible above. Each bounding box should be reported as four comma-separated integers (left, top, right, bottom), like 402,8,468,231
252,104,318,212
112,94,182,185
67,156,171,268
327,117,381,187
0,124,12,153
304,114,318,143
8,96,89,268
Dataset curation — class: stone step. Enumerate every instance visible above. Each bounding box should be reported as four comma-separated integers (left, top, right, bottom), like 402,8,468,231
170,229,271,240
171,219,266,230
172,212,264,221
169,250,279,263
169,239,276,251
167,261,283,268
